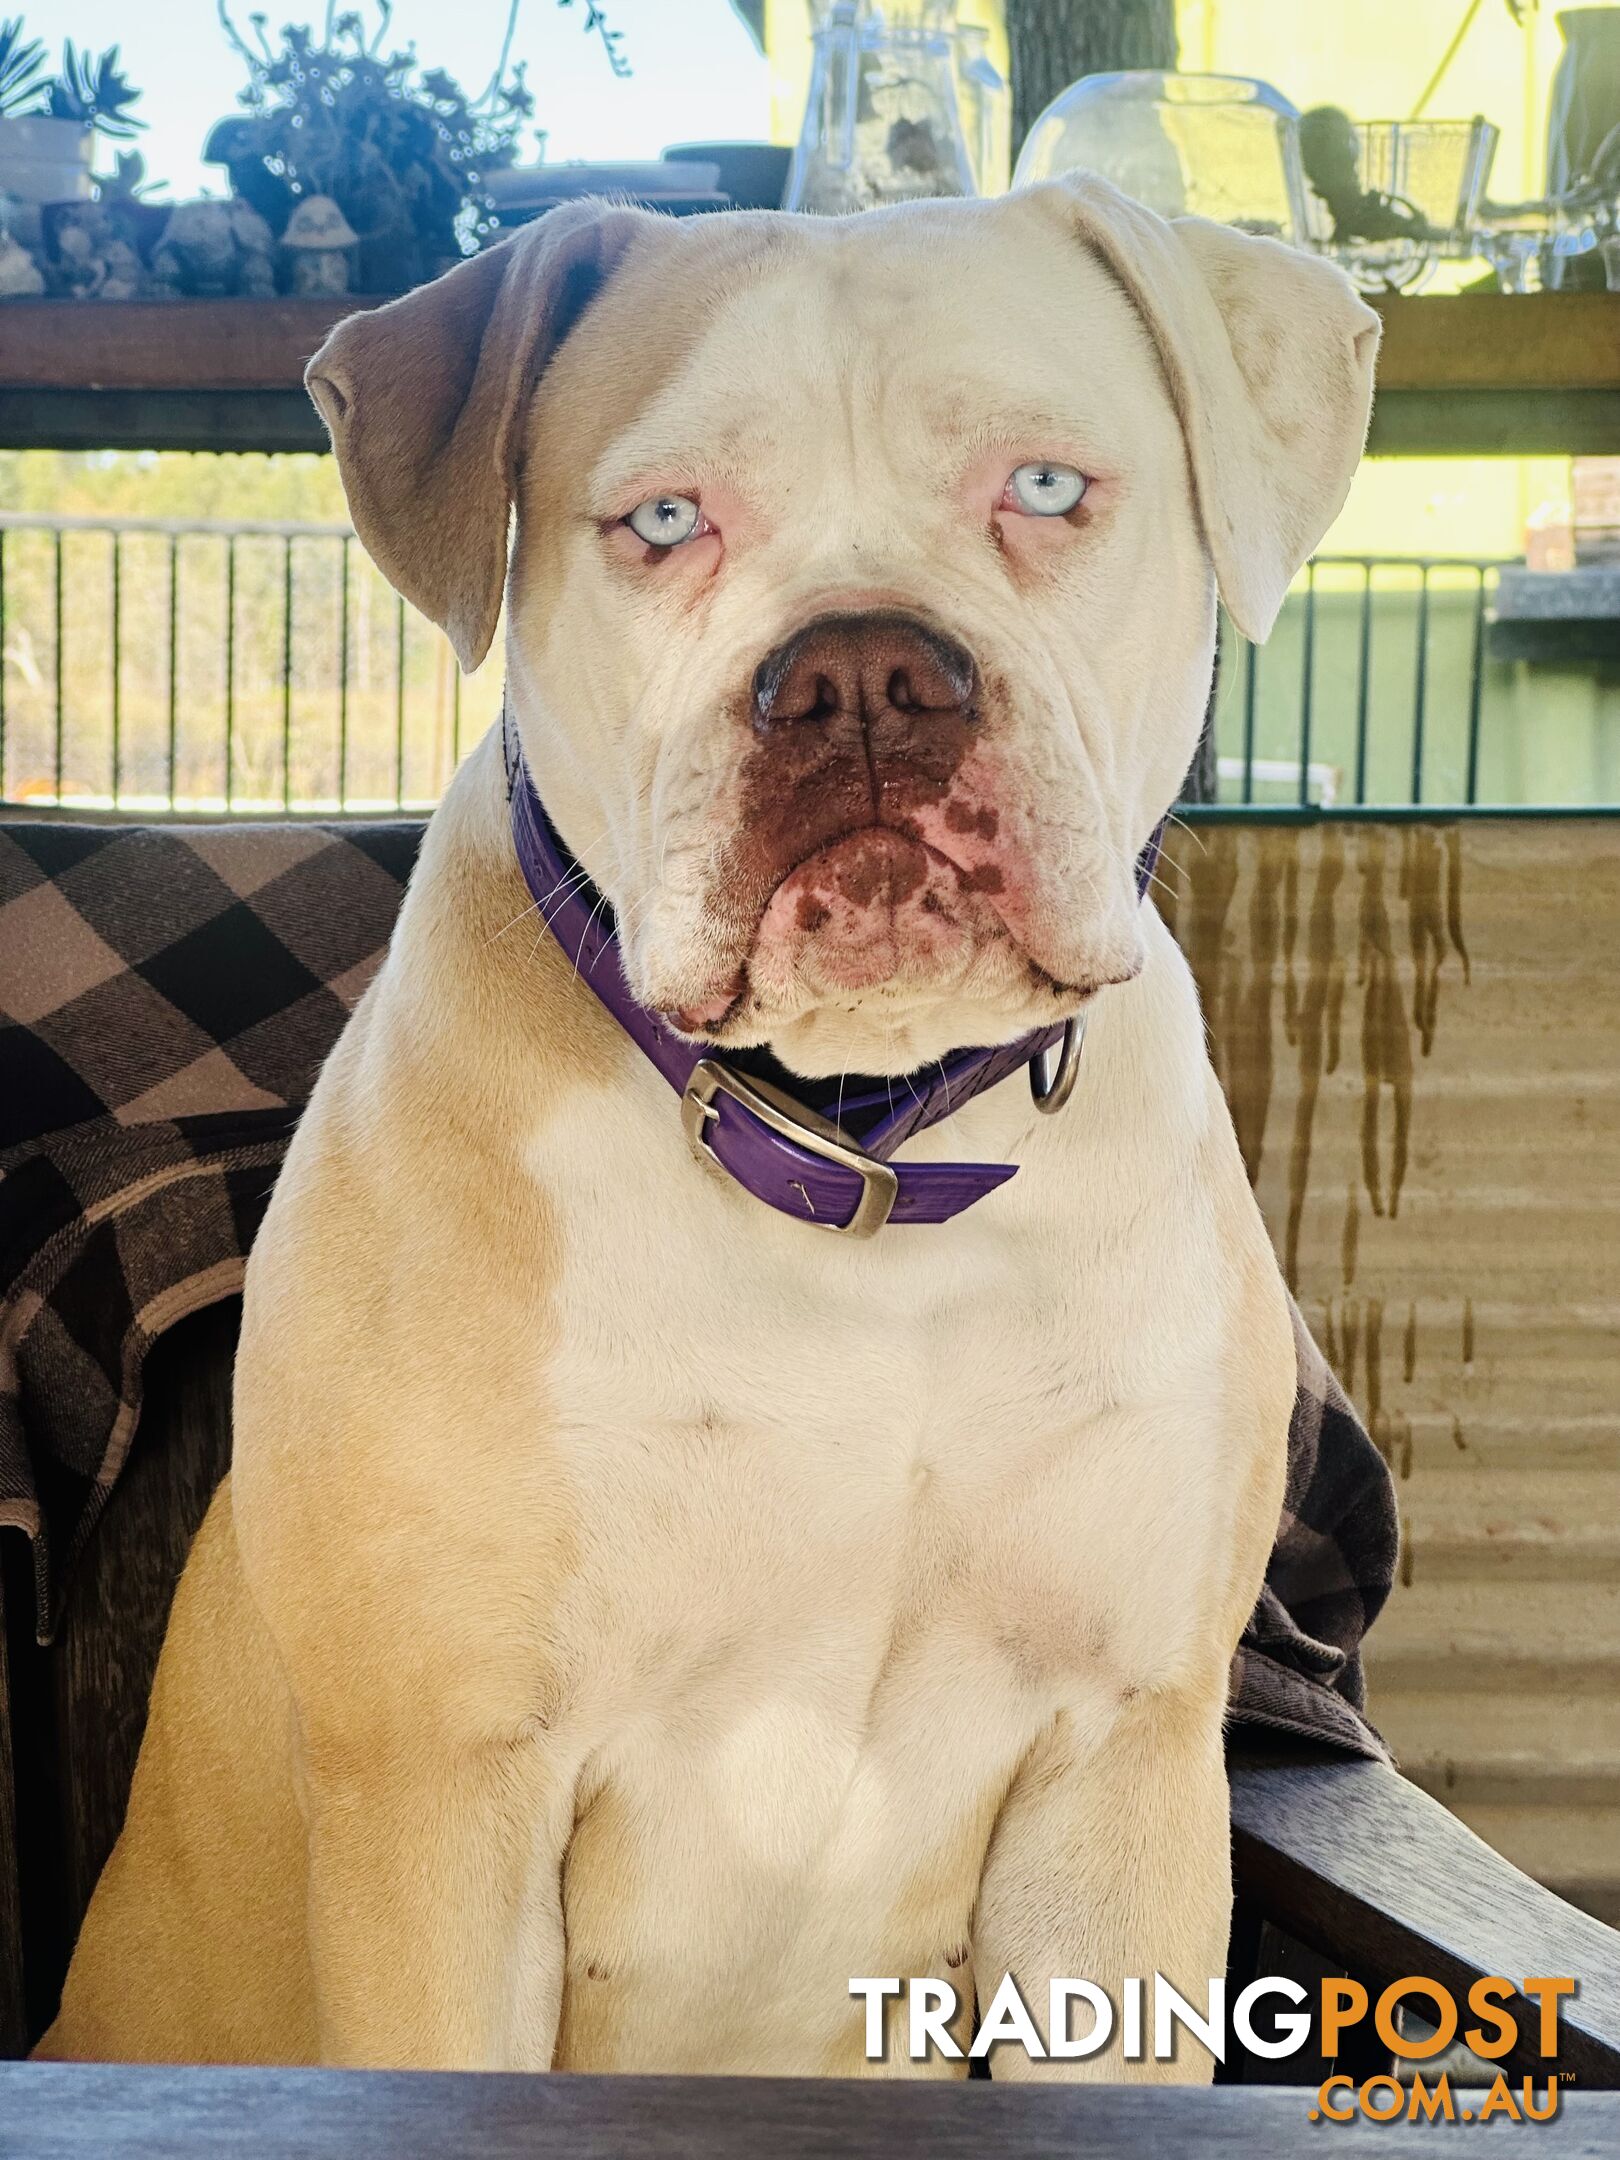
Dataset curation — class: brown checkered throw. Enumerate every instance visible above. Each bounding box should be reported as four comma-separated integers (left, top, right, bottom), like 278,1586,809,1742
0,817,1397,1758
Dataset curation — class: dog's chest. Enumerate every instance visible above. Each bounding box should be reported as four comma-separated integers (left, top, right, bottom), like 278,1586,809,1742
547,1208,1127,1701
523,1090,1225,2067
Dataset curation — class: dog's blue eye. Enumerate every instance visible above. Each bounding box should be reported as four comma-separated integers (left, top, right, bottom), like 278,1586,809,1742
1007,463,1087,516
627,495,702,546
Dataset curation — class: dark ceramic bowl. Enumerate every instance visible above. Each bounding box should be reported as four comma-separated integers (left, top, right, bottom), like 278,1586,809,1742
662,141,793,212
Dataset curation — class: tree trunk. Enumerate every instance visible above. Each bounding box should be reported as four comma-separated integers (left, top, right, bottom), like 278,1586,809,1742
1005,0,1179,158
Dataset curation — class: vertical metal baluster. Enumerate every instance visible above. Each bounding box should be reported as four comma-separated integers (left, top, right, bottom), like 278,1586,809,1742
1411,565,1430,807
111,531,122,809
1297,562,1316,806
1240,627,1256,804
338,536,350,813
54,528,64,802
395,593,407,808
168,534,180,810
283,533,295,814
1465,566,1487,807
1354,561,1373,805
225,534,237,811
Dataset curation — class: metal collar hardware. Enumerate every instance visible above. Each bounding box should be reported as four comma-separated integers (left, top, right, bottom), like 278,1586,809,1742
682,1058,900,1238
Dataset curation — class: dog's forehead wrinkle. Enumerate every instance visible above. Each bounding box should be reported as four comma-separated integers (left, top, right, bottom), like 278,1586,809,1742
586,285,1168,522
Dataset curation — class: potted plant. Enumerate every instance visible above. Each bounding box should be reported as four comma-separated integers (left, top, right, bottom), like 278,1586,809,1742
0,25,143,218
207,4,537,293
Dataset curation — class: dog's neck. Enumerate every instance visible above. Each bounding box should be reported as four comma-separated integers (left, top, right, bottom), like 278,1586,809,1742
496,705,1165,1240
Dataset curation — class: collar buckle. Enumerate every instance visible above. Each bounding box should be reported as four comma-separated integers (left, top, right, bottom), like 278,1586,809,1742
681,1058,900,1239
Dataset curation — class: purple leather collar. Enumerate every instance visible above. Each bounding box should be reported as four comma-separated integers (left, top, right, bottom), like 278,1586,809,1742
503,709,1163,1237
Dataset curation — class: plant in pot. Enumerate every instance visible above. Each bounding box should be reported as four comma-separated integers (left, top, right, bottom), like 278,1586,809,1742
0,26,143,234
206,3,538,293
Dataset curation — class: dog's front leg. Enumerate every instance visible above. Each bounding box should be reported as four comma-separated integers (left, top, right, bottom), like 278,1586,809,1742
297,1731,570,2071
970,1671,1231,2084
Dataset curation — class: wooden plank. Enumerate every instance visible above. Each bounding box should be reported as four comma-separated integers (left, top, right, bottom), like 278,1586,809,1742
1,292,1617,399
1366,388,1620,457
10,385,1620,459
0,1534,25,2061
0,291,1617,400
0,388,327,456
0,2064,1612,2156
1230,1744,1620,2086
2,290,1619,457
1373,293,1620,394
0,297,374,392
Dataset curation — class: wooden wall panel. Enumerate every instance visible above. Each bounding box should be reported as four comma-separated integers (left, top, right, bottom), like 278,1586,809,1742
1160,817,1620,1925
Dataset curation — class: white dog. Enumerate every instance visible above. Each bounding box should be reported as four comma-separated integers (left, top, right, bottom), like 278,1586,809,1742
44,175,1376,2078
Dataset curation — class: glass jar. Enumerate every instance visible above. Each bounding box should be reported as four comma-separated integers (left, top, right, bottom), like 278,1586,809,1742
1011,70,1311,243
784,1,977,217
956,23,1011,196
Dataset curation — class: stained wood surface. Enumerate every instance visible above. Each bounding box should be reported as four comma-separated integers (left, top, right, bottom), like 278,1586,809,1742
0,1589,22,2061
1156,818,1620,1931
1230,1743,1620,2085
0,2065,1614,2157
4,292,1620,454
4,292,1619,394
1371,293,1620,392
0,297,368,391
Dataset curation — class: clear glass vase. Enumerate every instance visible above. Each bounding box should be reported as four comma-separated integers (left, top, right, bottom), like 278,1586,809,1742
1012,70,1310,243
956,23,1011,196
784,1,977,217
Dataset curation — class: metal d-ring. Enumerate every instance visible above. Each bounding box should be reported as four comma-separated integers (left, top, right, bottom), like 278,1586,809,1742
1028,1013,1087,1115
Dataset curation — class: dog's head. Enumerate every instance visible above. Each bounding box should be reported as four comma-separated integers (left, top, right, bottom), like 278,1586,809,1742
309,181,1376,1074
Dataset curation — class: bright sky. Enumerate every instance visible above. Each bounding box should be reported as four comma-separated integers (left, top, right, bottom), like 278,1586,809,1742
51,1,771,198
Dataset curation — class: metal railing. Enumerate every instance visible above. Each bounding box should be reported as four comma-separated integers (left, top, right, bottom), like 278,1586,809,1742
0,513,501,816
0,519,1611,816
1213,557,1503,812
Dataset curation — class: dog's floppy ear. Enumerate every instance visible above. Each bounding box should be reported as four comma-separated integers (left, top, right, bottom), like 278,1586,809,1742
1047,172,1379,642
306,200,649,671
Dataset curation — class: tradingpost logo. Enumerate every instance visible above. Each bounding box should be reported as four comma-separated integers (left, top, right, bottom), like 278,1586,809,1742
851,1971,1576,2120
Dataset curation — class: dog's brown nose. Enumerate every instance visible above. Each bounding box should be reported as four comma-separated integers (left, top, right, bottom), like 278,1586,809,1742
752,612,977,733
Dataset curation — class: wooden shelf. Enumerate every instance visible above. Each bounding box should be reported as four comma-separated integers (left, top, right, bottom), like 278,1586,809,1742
3,290,1620,456
0,294,370,393
1372,292,1620,393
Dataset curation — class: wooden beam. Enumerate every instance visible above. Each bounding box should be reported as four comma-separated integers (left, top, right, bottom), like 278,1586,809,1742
1372,293,1620,395
3,2062,1616,2152
0,296,373,393
4,292,1620,458
0,389,327,456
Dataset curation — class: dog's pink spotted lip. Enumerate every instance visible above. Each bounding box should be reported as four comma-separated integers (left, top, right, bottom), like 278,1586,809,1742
765,823,997,908
656,823,1116,1041
655,826,981,1037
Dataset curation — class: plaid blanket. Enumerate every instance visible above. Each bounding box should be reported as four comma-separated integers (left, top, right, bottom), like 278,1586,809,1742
0,815,1397,1758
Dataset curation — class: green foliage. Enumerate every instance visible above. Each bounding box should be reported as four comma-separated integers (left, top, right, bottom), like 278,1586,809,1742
0,24,144,135
0,17,46,116
44,39,144,136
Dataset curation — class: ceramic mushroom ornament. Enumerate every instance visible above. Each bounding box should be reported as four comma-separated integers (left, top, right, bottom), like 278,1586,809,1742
281,194,359,295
